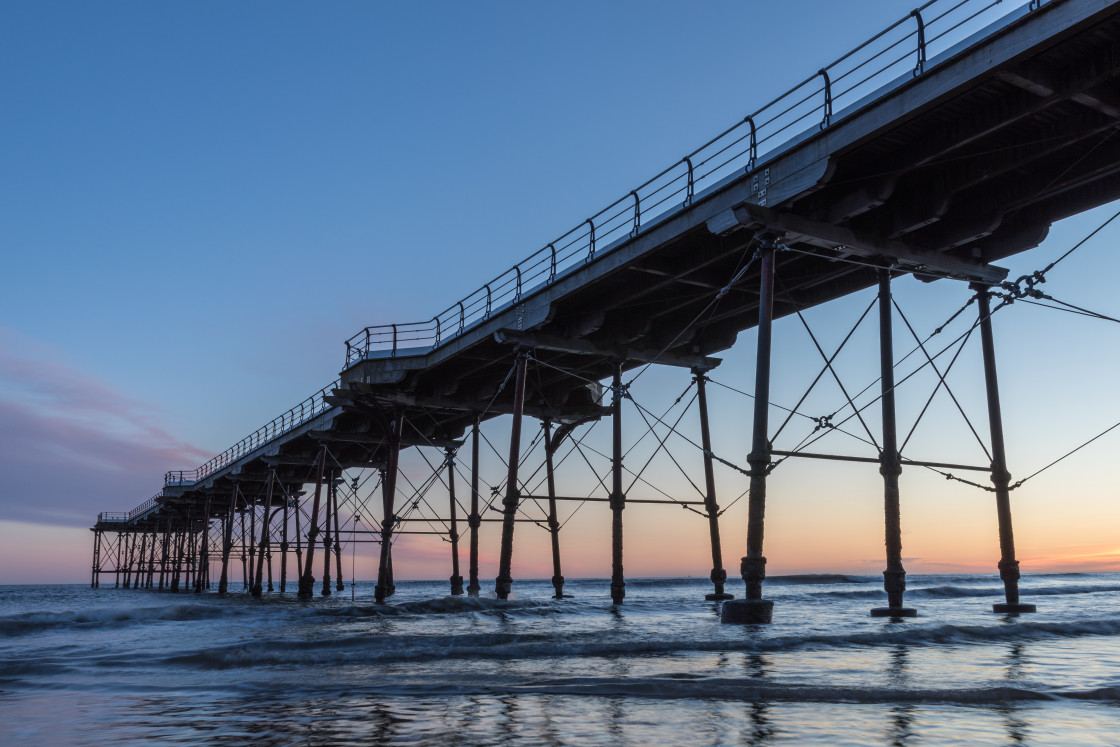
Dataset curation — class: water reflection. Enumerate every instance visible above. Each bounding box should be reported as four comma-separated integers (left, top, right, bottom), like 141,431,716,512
744,652,771,679
888,704,915,747
743,699,774,746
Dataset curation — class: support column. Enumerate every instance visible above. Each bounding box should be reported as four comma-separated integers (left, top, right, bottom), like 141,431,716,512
447,449,464,595
170,530,183,592
146,528,157,588
253,473,275,597
218,485,237,594
280,484,290,593
610,361,626,605
135,532,148,589
195,499,210,593
871,270,916,618
321,470,334,596
91,529,102,588
248,491,257,592
723,236,778,624
467,416,482,596
294,493,304,582
376,416,403,603
695,369,733,601
976,288,1036,614
158,521,170,591
122,532,134,589
332,477,344,592
298,445,328,599
495,351,529,600
239,505,248,589
543,421,565,599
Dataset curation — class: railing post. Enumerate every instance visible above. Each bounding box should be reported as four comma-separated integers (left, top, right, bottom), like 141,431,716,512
684,157,695,205
630,190,640,236
818,69,833,130
548,244,557,283
911,9,926,76
745,116,757,172
586,219,596,261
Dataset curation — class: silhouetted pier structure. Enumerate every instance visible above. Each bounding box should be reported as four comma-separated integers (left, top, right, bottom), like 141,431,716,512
92,0,1120,622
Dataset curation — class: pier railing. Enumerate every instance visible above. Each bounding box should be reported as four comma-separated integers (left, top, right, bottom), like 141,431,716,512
345,0,1046,365
165,380,339,487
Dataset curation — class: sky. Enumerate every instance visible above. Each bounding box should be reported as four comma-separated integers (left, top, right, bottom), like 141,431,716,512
2,1,1118,585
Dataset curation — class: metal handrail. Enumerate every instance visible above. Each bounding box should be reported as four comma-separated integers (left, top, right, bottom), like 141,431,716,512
343,0,1036,366
164,380,340,488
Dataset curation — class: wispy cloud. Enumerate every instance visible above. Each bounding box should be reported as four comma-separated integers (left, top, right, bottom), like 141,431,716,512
0,328,210,526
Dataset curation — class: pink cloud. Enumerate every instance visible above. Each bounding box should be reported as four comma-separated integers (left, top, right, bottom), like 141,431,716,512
0,330,210,526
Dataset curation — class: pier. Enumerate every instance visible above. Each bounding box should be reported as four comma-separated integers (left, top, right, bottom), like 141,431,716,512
92,0,1120,622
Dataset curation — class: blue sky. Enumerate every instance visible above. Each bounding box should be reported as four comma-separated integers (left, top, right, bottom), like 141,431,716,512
3,1,1119,582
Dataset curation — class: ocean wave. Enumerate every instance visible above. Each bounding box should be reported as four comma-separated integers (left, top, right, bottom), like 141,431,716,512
158,616,1120,670
819,583,1120,600
0,603,255,636
314,596,557,617
485,676,1120,705
767,574,877,585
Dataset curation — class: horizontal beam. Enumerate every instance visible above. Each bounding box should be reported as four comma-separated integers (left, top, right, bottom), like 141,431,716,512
332,390,609,423
726,203,1008,284
520,494,706,506
494,329,722,370
771,449,990,472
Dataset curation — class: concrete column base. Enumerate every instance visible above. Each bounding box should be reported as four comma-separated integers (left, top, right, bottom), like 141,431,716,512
993,602,1036,613
721,599,773,624
706,592,734,601
870,606,917,618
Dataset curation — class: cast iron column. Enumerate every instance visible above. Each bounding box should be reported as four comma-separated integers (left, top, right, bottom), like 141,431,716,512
695,369,732,601
321,470,334,596
280,483,290,593
375,415,403,603
495,350,529,599
723,236,777,624
218,486,236,594
544,420,565,599
447,448,464,595
610,361,627,604
253,473,274,597
298,445,328,599
467,416,482,596
871,270,916,617
332,477,344,592
976,288,1036,613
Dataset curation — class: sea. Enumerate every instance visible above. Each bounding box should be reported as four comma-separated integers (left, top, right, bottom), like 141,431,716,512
1,574,1118,745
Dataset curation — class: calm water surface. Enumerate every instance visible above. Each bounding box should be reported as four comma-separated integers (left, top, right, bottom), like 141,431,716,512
2,574,1119,745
